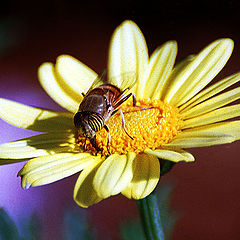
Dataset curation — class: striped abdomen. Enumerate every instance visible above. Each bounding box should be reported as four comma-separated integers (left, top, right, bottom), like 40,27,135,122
88,113,104,132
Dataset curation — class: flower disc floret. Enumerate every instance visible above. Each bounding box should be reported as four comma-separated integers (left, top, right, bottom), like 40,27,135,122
76,99,183,155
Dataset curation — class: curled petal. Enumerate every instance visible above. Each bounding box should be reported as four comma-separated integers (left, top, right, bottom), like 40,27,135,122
122,153,160,199
93,152,136,198
145,148,195,162
74,159,104,208
18,153,97,188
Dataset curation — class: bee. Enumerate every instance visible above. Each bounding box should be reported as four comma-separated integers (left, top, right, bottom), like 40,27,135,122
74,72,137,154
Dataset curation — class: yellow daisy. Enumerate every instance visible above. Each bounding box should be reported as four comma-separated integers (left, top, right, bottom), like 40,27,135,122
0,20,240,208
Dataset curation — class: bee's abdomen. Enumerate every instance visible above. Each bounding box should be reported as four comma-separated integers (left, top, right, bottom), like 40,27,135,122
88,113,104,132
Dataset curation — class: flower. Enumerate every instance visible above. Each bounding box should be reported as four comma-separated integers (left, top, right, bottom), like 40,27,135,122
0,20,240,208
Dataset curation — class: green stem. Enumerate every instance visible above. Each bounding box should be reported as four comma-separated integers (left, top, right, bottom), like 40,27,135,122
137,191,165,240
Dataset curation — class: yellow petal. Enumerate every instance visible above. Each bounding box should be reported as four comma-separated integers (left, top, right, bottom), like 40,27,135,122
38,63,79,113
0,131,75,159
74,159,104,208
179,72,240,112
121,153,160,199
56,55,97,102
93,152,136,198
164,39,233,106
0,160,25,165
182,120,240,139
165,135,234,148
138,41,177,99
18,153,97,189
160,55,194,102
183,104,240,129
145,148,194,162
0,98,73,132
108,20,148,95
166,121,240,148
181,86,240,119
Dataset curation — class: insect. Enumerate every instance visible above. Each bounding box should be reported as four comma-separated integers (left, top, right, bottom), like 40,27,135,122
74,72,137,154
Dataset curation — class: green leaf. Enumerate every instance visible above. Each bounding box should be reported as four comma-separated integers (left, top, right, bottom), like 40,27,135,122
120,221,146,240
62,208,95,240
22,214,42,240
0,208,20,240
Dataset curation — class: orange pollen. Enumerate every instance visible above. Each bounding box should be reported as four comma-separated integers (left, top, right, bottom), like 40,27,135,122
75,99,183,156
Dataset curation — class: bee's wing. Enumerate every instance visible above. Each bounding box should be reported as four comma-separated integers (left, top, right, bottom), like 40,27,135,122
84,70,107,95
85,71,137,95
108,71,137,92
110,72,138,110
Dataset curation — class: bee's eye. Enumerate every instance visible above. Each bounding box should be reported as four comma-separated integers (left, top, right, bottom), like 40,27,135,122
74,112,82,128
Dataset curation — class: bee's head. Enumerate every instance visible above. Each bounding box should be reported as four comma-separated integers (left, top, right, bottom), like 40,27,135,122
74,112,95,139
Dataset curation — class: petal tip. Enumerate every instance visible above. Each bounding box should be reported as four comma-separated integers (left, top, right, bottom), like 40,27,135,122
24,182,31,190
120,19,137,27
215,38,234,52
56,54,79,65
38,62,54,79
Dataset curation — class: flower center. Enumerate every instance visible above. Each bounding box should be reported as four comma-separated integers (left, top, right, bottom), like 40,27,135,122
75,99,183,156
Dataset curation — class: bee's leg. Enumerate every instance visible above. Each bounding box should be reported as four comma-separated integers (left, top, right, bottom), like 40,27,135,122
112,93,133,111
119,109,134,140
112,92,152,113
131,93,153,110
81,92,86,97
131,92,136,106
90,135,101,153
103,125,111,155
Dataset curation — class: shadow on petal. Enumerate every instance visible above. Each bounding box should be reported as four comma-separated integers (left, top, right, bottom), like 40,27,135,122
74,160,104,208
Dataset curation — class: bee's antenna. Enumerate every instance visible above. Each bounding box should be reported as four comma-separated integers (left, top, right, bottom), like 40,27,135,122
99,69,107,80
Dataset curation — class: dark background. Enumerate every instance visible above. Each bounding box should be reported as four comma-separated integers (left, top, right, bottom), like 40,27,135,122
0,1,240,239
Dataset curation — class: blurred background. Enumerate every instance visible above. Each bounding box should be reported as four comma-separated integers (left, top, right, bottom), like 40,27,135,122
0,0,240,239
